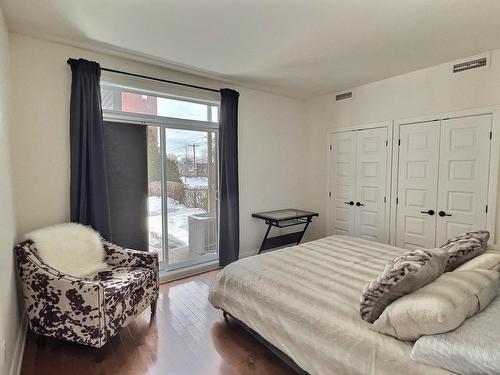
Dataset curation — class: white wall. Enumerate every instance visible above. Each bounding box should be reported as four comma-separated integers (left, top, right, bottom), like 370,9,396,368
238,89,307,255
9,33,308,257
305,50,500,243
0,9,22,375
11,31,500,263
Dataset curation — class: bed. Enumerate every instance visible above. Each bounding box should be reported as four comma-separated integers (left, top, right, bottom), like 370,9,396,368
209,235,452,375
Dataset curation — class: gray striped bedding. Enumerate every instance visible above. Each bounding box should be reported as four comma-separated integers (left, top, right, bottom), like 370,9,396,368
209,235,451,375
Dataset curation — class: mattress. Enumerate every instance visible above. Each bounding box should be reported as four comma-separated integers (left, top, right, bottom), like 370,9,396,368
209,235,451,375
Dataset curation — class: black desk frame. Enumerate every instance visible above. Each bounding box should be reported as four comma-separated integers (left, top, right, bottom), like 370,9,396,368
252,211,319,254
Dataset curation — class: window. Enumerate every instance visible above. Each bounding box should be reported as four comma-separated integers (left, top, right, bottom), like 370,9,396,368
101,84,219,122
101,82,220,273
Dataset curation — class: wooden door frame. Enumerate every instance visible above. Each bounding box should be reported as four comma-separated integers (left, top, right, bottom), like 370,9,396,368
391,106,500,246
326,121,394,242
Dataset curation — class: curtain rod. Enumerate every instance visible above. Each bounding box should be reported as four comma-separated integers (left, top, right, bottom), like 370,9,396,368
100,67,221,94
67,59,221,94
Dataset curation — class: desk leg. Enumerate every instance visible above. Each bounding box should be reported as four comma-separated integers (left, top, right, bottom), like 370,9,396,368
296,219,311,244
258,223,273,254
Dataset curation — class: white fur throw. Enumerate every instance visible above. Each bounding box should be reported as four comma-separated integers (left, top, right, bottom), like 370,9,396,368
25,223,108,277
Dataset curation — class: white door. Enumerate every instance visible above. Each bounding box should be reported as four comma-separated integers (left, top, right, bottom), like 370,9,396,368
396,121,440,249
435,115,491,245
330,131,357,235
354,127,389,242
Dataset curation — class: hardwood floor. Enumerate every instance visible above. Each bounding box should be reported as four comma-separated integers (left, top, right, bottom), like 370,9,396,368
20,270,295,375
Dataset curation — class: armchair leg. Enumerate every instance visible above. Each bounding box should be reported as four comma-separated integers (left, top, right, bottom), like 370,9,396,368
34,333,46,346
151,299,158,318
94,347,106,363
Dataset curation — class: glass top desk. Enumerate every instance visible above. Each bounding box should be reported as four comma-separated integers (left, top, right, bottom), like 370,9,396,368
251,209,319,253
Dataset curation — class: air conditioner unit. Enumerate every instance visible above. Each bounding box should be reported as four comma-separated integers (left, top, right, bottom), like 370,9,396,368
188,213,216,255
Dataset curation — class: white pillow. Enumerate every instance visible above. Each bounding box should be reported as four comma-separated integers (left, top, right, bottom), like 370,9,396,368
26,223,108,277
455,253,500,272
371,270,500,341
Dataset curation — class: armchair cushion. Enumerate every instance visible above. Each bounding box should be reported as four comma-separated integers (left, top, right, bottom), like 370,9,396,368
89,266,158,337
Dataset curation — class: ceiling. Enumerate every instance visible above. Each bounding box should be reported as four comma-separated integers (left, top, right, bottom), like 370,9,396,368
2,0,500,98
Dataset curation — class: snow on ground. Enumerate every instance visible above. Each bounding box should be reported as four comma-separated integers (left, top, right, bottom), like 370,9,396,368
148,196,204,253
181,176,208,188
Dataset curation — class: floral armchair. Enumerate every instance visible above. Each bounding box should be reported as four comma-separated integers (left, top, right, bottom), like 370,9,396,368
15,239,159,348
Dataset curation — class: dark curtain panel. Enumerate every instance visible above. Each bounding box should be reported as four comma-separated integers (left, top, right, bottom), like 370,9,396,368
67,58,112,239
103,122,148,250
219,89,240,267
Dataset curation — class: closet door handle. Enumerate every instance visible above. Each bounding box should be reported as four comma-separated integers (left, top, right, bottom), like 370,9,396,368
356,202,364,207
420,209,435,216
344,201,354,206
438,211,452,217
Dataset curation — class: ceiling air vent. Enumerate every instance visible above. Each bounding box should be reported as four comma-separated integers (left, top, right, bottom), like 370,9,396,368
335,91,352,101
452,55,489,73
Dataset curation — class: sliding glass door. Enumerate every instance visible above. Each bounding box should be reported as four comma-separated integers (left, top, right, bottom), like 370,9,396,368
102,81,220,272
147,126,218,271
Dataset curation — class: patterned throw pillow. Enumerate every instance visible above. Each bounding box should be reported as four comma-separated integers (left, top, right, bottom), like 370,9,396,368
441,231,490,272
360,248,449,323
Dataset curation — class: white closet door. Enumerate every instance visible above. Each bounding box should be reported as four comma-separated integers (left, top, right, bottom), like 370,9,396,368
330,131,357,235
396,121,440,249
435,115,491,245
354,127,388,242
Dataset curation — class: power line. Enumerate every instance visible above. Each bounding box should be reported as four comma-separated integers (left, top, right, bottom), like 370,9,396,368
188,143,200,176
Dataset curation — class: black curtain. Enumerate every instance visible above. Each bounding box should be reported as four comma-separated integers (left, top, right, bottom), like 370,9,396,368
219,89,240,267
68,58,112,239
103,122,148,250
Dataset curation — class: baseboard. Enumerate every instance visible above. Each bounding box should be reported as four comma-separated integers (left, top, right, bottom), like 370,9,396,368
9,313,27,375
159,261,220,283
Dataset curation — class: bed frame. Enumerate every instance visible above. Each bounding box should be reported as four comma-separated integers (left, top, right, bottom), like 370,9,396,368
222,310,309,375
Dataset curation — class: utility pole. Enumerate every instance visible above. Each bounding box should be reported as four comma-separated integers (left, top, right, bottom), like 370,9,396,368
188,143,199,176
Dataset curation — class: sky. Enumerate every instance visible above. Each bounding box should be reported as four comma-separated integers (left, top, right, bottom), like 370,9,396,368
157,97,209,121
157,98,217,160
166,128,209,161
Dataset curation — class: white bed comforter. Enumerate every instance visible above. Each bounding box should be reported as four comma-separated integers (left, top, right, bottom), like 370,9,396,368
209,235,451,375
412,294,500,375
